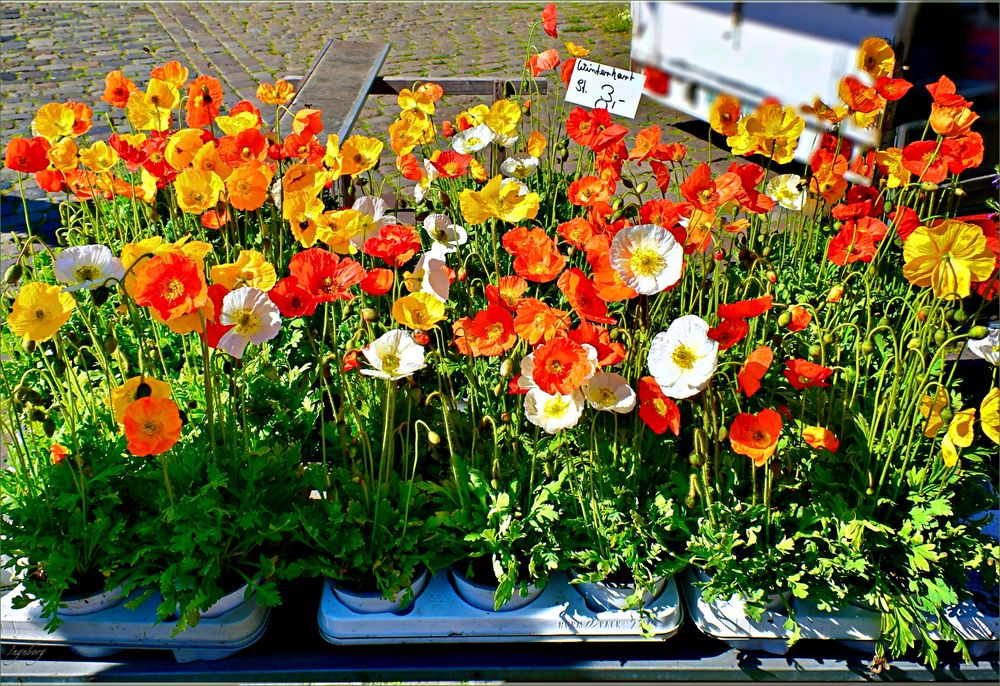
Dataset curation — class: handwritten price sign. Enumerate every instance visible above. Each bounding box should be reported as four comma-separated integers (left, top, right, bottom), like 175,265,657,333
564,59,646,119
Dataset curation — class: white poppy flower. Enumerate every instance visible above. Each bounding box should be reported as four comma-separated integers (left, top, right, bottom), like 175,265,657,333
524,387,585,434
583,372,636,413
647,314,719,399
967,329,1000,366
408,244,451,302
500,153,540,180
451,124,495,154
765,174,807,211
610,224,684,295
350,195,396,248
360,329,426,380
494,132,519,148
423,158,440,184
217,287,282,359
423,214,468,252
54,245,125,292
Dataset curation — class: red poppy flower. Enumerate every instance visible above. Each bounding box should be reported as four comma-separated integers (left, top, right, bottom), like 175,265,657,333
826,217,887,265
629,125,660,162
186,75,223,127
926,75,970,107
218,128,268,168
201,209,229,229
430,151,472,178
638,376,680,436
680,163,723,212
440,121,456,138
717,295,773,319
342,350,360,373
557,267,615,325
640,199,685,230
901,140,948,185
708,318,749,350
595,140,627,180
360,267,394,296
730,409,782,466
363,224,422,268
140,134,173,180
526,48,560,77
5,137,51,173
202,283,232,348
588,109,629,153
566,107,597,148
560,57,577,88
831,185,884,221
786,305,812,333
738,346,773,397
542,2,558,38
460,304,517,357
875,76,912,101
724,162,775,214
269,277,317,317
50,443,70,465
941,132,984,176
802,426,840,453
784,358,833,389
282,132,325,164
132,253,208,321
288,247,366,302
102,70,137,108
34,169,66,192
568,321,625,367
485,275,528,311
123,396,183,457
396,153,423,181
508,374,528,395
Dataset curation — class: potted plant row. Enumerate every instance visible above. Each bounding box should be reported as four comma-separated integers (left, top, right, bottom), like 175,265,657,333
1,5,996,667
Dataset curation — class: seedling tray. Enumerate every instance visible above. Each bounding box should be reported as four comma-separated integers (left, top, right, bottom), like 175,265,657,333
318,571,683,644
680,571,998,658
0,585,269,663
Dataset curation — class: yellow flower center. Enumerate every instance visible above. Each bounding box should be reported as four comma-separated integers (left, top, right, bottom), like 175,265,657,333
631,246,666,277
162,278,185,302
232,308,261,336
379,352,401,374
672,344,697,370
592,387,617,407
652,398,667,414
487,323,505,341
74,265,101,282
543,395,570,419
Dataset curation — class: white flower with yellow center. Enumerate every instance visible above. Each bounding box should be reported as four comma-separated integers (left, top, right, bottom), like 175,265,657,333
610,224,684,295
765,174,807,211
54,245,125,292
423,214,468,253
648,314,718,399
349,195,396,249
405,243,452,302
494,132,519,148
361,329,426,380
500,153,540,180
452,124,495,154
524,387,585,434
967,329,1000,366
218,287,281,359
583,372,636,413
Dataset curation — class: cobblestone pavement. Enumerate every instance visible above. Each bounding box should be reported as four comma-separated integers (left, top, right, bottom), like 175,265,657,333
1,2,704,217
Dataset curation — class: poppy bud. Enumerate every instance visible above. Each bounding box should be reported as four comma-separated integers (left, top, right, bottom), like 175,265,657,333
882,201,893,212
906,338,922,351
66,331,84,347
952,309,968,324
4,263,22,284
91,287,111,306
713,250,725,261
413,332,430,346
610,209,625,223
766,270,777,284
440,193,451,208
30,408,46,423
808,344,822,358
610,328,622,341
493,382,504,396
940,406,953,422
457,268,468,282
821,333,835,345
622,177,635,189
704,260,715,275
635,181,648,194
843,367,856,382
718,426,728,442
500,359,513,377
933,330,947,346
135,381,152,399
263,364,279,381
361,308,378,322
954,187,966,197
500,412,511,424
826,284,844,302
968,326,990,340
43,417,56,436
861,339,875,356
878,316,891,328
422,429,442,447
178,410,188,425
762,246,772,258
689,451,705,468
920,182,938,192
777,312,792,327
833,221,842,231
102,334,118,354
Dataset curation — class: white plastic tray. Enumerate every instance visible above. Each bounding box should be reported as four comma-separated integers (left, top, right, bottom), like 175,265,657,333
0,585,269,663
680,570,998,658
318,571,684,644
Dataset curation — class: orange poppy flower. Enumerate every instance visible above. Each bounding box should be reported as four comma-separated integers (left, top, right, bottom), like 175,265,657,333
225,161,272,211
900,140,948,185
542,2,558,38
567,175,613,207
64,102,93,136
50,443,70,465
875,76,912,101
709,95,741,137
5,137,50,173
150,61,189,89
396,153,424,182
430,151,473,178
926,75,970,107
292,108,324,137
725,162,775,214
557,267,615,325
132,253,208,321
459,304,517,357
942,132,984,175
526,48,560,77
585,235,638,302
929,103,979,138
809,149,849,204
629,125,661,162
738,346,773,397
638,376,680,435
514,298,569,344
568,321,625,367
363,224,422,268
485,275,528,311
186,75,223,128
826,216,888,265
123,396,183,456
838,76,884,114
532,337,593,394
257,80,295,105
288,247,366,303
557,217,595,250
513,245,566,284
783,359,833,389
718,294,772,319
102,70,137,109
730,409,782,466
785,304,812,332
802,426,839,453
360,267,394,296
217,128,268,167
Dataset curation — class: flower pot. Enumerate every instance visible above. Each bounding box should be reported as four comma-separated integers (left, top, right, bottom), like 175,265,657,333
449,566,544,612
569,569,667,612
692,568,790,611
58,584,125,616
330,568,430,614
200,580,255,619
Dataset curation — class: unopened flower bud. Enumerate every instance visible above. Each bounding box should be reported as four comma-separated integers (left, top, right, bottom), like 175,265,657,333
808,344,822,358
826,284,844,303
951,309,968,324
766,270,777,284
861,340,875,356
500,412,511,423
689,451,705,468
933,330,947,346
762,246,772,258
500,358,514,377
635,181,648,194
821,333,835,345
135,381,152,399
91,287,111,307
906,338,922,351
102,334,118,354
968,325,990,339
920,182,938,192
361,307,378,322
42,417,56,437
4,263,23,284
718,426,728,442
457,268,468,282
493,382,504,397
30,408,46,423
940,406,954,422
777,312,792,327
427,430,441,446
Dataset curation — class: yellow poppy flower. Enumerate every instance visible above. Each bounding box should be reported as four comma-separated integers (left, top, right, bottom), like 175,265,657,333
940,408,975,468
459,175,540,225
110,376,173,424
125,79,178,132
340,135,383,176
565,41,590,58
214,111,259,137
873,148,911,189
389,111,434,156
173,168,224,214
903,220,996,300
150,61,189,89
981,388,999,445
165,128,207,170
323,134,343,178
282,162,322,195
32,103,76,141
392,292,446,330
458,104,489,127
469,158,488,183
137,168,159,204
726,103,804,164
483,99,521,137
210,250,277,291
6,282,75,342
858,37,895,79
918,387,949,437
284,192,326,248
46,137,79,171
397,88,436,115
191,141,233,180
317,209,363,254
78,141,120,173
256,80,294,105
526,131,546,158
